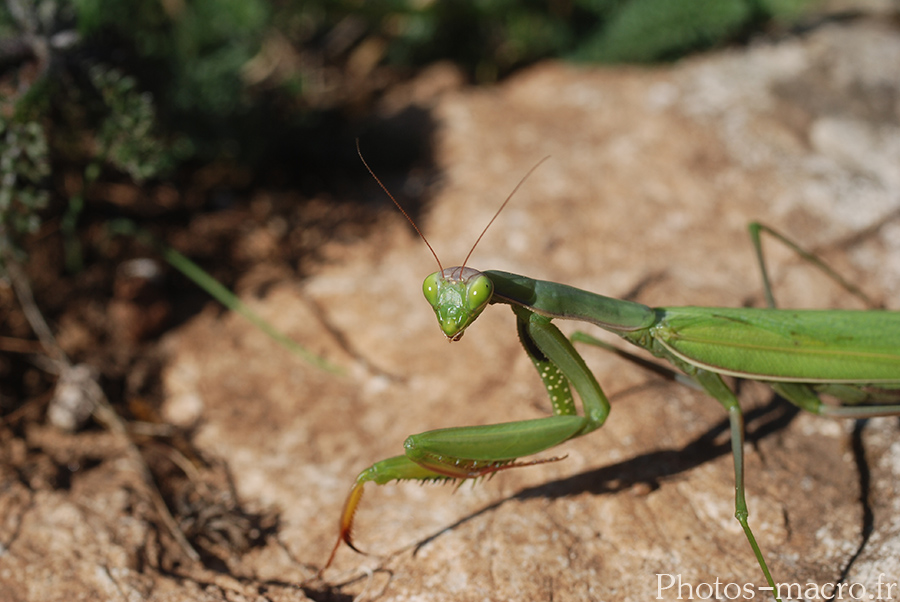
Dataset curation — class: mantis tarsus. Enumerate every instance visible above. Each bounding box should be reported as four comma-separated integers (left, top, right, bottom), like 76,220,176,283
323,149,900,600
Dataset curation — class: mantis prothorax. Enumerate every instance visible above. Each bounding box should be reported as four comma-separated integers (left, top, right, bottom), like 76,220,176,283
323,146,900,600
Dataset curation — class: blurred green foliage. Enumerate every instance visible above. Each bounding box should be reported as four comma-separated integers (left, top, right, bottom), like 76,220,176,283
570,0,816,62
0,0,822,261
284,0,819,78
573,0,754,62
0,118,49,258
71,0,270,157
73,0,267,112
87,65,178,181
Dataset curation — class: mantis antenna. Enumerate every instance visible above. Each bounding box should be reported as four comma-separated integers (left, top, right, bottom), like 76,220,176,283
459,155,550,272
356,139,550,274
356,140,444,273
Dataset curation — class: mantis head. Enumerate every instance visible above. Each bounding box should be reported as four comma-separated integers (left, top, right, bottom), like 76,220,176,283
356,140,546,341
423,267,494,341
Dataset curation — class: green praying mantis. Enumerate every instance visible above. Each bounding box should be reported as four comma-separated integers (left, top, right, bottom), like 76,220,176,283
322,149,900,600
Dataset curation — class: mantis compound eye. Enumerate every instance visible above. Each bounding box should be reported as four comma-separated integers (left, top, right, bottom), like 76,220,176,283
464,273,493,315
422,272,441,307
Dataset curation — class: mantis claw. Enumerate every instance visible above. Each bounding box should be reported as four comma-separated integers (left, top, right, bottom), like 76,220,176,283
321,455,449,572
321,451,569,573
321,481,367,574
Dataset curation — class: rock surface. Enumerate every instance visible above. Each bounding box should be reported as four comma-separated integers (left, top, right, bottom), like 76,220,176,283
4,16,900,602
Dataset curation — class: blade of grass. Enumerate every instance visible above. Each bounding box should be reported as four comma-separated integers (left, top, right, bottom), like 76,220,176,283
109,219,344,375
161,245,344,374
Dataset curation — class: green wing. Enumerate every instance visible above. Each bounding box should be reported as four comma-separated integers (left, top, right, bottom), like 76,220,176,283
654,307,900,383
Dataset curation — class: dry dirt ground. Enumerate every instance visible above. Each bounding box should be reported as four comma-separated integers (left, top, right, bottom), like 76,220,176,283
4,16,900,602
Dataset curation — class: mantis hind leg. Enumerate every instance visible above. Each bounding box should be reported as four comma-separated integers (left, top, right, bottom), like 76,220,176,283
750,225,900,416
771,381,900,419
693,370,784,602
570,332,783,596
747,222,878,309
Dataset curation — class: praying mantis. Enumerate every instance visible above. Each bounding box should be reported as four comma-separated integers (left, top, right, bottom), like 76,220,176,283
322,149,900,600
